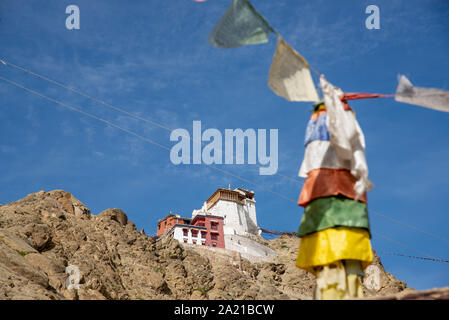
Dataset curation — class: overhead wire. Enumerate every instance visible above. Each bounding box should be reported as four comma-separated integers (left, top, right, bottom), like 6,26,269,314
0,58,305,186
370,210,449,245
260,228,449,265
0,76,170,151
372,231,440,261
374,250,449,265
372,232,449,265
0,75,298,204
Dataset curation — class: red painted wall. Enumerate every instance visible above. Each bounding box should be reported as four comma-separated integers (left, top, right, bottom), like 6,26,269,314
191,215,225,248
157,215,189,236
158,214,225,249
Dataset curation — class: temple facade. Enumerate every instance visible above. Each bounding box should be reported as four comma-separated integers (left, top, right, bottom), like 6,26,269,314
192,187,261,237
157,187,275,262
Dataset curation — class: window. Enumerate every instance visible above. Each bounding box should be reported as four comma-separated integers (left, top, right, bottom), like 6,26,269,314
191,230,198,238
184,239,187,243
183,229,188,237
211,222,218,231
212,242,217,247
202,242,206,246
201,232,207,239
211,233,218,241
192,240,197,245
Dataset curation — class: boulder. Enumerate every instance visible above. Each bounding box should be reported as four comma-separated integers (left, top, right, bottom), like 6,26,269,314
98,209,128,226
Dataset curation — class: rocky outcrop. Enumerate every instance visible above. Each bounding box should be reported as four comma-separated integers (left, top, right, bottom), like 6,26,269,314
0,190,411,300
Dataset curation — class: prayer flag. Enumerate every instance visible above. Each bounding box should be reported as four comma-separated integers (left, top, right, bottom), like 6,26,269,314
268,37,319,102
298,168,368,207
297,196,370,238
208,0,274,48
296,227,373,271
395,75,449,113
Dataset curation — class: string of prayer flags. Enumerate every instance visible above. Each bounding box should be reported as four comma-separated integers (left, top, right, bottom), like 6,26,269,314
395,75,449,113
208,0,320,103
268,37,319,102
208,0,275,49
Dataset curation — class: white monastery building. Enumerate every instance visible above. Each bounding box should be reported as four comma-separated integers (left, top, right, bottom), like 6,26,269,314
158,187,276,262
193,187,261,237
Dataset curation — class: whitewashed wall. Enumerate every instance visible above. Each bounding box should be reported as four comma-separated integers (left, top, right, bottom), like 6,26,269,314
224,234,276,263
171,226,205,246
208,199,260,237
208,200,244,235
245,199,259,235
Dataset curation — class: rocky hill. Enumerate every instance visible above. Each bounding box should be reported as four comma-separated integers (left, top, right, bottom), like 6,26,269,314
0,190,411,300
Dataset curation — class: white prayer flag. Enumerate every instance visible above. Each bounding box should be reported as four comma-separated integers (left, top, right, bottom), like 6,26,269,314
395,75,449,113
268,37,319,102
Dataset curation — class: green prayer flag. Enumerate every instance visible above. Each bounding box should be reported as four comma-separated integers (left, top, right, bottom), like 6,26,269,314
297,196,370,238
208,0,275,48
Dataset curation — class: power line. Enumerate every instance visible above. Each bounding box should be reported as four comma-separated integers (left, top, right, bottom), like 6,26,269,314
370,210,449,245
375,250,449,265
0,75,298,204
372,231,439,261
261,228,296,236
0,59,173,132
0,76,170,151
0,58,305,186
260,226,449,265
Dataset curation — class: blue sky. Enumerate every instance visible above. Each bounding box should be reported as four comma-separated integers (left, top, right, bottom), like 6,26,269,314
0,0,448,291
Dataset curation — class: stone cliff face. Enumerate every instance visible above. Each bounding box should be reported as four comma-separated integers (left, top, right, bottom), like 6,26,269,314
0,190,410,300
